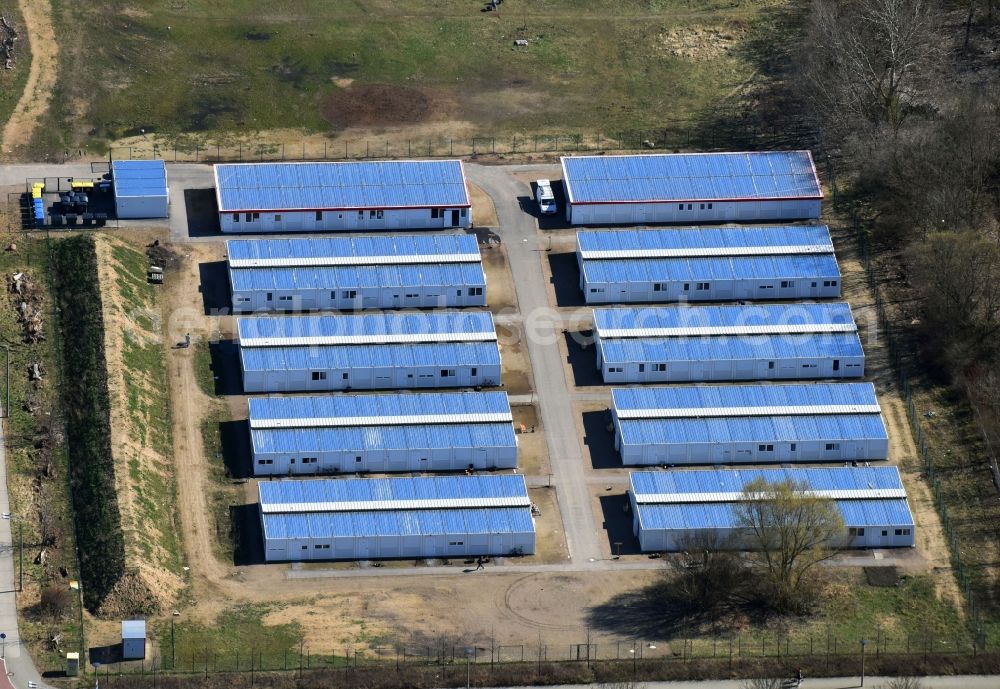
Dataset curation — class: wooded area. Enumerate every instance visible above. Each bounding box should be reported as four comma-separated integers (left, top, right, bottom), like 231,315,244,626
798,0,1000,382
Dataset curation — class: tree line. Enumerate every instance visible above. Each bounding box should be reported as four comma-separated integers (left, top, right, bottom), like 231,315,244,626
796,0,1000,388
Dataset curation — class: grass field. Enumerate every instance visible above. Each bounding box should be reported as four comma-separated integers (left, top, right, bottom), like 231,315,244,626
96,235,184,611
45,0,776,148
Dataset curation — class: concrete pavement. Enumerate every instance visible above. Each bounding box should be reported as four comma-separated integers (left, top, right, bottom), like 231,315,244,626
464,163,600,564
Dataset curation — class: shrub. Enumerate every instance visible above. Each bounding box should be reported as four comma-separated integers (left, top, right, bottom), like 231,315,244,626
52,236,125,611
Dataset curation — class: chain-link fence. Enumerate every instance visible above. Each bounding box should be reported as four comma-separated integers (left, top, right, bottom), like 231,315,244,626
98,111,801,164
85,627,986,679
855,225,988,646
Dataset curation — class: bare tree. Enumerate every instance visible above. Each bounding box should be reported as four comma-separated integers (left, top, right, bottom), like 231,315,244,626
884,678,924,689
37,585,72,620
734,479,845,613
800,0,943,146
660,533,746,615
880,91,1000,239
907,230,1000,368
740,679,787,689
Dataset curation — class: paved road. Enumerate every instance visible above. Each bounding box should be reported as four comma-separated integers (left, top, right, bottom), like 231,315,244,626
465,163,602,565
0,422,51,689
495,680,1000,689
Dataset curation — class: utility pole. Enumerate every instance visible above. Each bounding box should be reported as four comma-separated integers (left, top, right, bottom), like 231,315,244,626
859,638,869,686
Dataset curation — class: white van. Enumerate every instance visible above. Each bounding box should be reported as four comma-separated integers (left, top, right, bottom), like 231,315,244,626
535,179,557,215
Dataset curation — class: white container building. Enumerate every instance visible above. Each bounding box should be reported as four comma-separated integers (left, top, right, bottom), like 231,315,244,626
577,225,841,304
592,303,864,384
561,151,823,225
259,474,536,561
249,390,518,475
121,620,146,660
112,160,169,219
628,466,916,551
611,382,889,466
228,234,487,312
238,311,501,393
214,160,471,233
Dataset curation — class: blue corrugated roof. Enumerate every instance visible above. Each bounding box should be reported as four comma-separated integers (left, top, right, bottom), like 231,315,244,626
631,467,903,496
238,311,495,342
562,152,822,204
613,382,877,411
594,303,855,333
215,161,470,212
636,500,914,531
252,423,516,454
262,507,534,539
260,473,528,508
249,391,511,422
241,342,501,372
583,255,840,284
230,263,486,292
112,159,167,198
577,226,832,252
618,414,887,446
228,234,479,263
599,333,863,365
242,342,500,371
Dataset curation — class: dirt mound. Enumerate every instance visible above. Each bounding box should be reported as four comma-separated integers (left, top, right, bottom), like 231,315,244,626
658,25,747,61
97,570,161,618
320,83,446,130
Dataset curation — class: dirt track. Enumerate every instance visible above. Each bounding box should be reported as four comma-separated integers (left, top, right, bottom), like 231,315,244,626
836,241,964,611
1,0,57,155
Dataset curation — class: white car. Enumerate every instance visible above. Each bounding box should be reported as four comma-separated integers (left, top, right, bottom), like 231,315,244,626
535,179,557,215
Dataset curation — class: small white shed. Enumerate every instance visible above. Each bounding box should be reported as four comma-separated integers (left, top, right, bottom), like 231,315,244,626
121,619,146,659
112,160,169,219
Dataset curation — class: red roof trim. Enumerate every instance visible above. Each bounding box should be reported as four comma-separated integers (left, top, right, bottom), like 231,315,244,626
569,196,823,206
221,204,472,214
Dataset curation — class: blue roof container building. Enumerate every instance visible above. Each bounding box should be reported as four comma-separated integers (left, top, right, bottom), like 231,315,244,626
214,160,471,233
560,151,822,225
238,311,501,393
592,302,864,384
611,382,888,465
628,466,915,551
577,225,841,304
228,234,487,312
121,620,146,660
249,390,518,475
112,160,169,219
259,474,536,561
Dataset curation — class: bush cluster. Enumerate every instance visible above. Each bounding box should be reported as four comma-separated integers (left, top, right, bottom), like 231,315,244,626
53,235,126,611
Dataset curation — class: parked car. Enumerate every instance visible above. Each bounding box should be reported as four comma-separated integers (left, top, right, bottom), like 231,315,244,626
535,179,557,215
